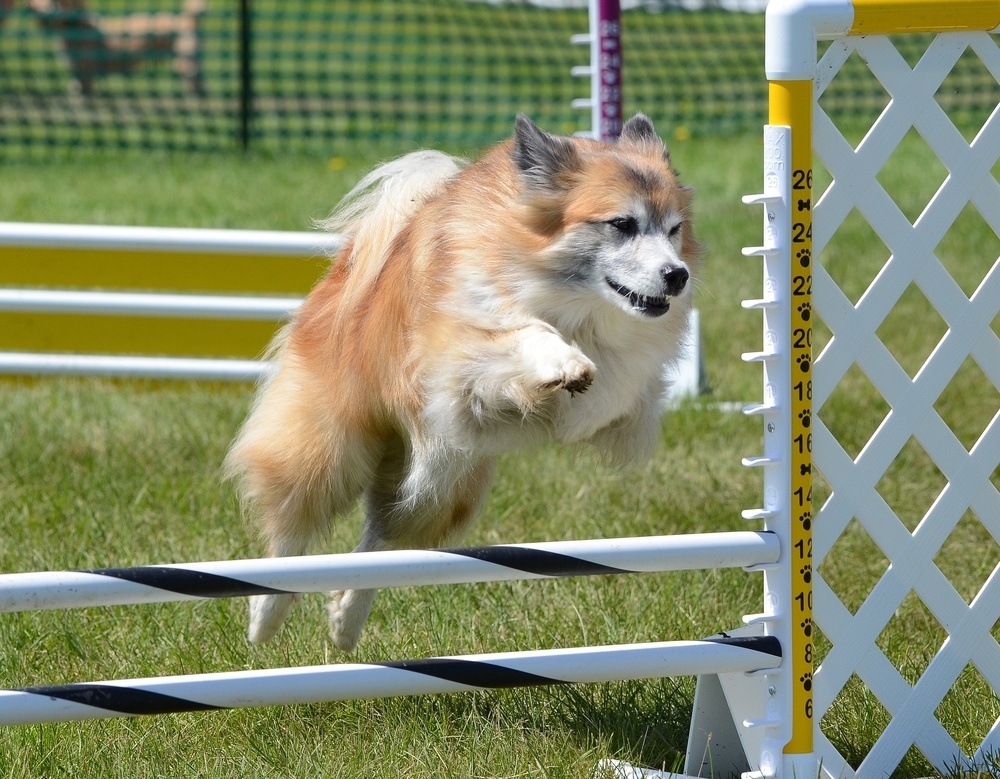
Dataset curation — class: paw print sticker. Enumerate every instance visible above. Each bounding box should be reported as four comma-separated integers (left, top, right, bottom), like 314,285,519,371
797,302,811,322
796,354,811,373
797,248,811,268
801,618,813,638
800,564,812,584
798,409,811,428
800,672,813,691
799,511,812,531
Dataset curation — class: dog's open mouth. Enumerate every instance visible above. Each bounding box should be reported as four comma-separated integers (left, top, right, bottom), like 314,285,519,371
606,278,671,317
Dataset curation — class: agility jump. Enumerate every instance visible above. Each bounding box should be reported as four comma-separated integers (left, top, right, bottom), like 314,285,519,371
1,2,998,779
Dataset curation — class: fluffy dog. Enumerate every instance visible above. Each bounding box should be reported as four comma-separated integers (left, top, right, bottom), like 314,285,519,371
225,114,702,651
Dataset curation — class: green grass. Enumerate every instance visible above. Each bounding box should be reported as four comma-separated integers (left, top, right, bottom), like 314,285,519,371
0,133,997,778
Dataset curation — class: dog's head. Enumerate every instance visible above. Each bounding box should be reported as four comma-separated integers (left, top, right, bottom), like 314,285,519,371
512,114,701,323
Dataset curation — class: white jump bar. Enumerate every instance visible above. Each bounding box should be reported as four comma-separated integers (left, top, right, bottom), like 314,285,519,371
0,289,301,320
0,531,780,613
0,638,782,725
0,222,344,256
0,353,269,381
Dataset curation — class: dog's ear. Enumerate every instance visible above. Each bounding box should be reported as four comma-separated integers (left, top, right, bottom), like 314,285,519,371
513,114,581,192
619,113,670,161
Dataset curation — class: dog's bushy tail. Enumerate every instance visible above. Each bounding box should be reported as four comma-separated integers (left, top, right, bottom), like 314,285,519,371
316,151,465,293
225,151,465,515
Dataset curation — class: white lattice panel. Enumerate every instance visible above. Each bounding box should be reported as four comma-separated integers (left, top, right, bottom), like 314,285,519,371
811,31,1000,778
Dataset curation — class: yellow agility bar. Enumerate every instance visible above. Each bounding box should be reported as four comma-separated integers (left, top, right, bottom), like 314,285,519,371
851,0,1000,35
0,246,326,294
769,79,815,758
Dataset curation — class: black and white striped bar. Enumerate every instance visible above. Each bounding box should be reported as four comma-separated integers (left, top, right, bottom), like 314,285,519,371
0,636,781,725
0,532,778,613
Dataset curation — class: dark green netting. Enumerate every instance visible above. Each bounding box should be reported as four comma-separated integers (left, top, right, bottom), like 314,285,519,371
0,0,996,157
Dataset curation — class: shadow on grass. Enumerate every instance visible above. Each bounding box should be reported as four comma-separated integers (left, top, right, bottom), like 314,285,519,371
464,678,697,774
544,680,695,773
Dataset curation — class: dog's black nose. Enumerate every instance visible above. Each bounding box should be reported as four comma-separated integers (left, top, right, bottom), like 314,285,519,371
661,266,689,296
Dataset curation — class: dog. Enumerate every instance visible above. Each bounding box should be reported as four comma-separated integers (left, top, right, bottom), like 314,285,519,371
29,0,205,96
225,114,702,652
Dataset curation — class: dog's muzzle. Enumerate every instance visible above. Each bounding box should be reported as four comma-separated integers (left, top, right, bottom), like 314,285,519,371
606,265,689,318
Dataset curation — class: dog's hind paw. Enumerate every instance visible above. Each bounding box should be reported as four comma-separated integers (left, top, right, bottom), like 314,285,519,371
327,588,378,653
248,593,299,644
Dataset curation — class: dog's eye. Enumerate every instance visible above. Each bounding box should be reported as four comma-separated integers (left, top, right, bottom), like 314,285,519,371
608,216,639,237
668,222,683,239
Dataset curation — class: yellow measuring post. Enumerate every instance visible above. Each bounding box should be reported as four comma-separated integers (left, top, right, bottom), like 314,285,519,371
851,0,1000,34
769,78,815,757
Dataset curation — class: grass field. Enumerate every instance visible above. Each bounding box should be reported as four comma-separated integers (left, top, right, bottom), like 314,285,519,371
0,131,998,778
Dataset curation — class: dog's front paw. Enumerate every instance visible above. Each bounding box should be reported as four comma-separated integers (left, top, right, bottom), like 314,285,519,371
532,346,596,398
471,330,597,419
543,353,595,396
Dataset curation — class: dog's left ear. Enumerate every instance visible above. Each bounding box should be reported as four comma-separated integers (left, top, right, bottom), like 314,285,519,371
619,113,669,161
513,114,581,192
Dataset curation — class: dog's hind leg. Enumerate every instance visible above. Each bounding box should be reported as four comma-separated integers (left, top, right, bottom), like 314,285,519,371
326,436,406,653
233,400,380,643
249,596,299,645
326,527,389,653
327,446,496,652
249,470,372,644
246,433,379,644
249,593,300,644
246,488,329,645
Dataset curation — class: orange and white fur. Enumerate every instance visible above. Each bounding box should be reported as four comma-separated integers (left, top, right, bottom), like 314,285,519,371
225,114,702,652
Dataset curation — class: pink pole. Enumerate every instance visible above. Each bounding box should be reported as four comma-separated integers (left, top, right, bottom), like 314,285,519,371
596,0,622,141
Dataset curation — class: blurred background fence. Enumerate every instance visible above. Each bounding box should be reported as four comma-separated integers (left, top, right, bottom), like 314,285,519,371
1,0,997,158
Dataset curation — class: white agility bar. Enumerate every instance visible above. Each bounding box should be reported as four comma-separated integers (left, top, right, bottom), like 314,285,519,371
0,531,779,613
0,353,268,381
0,289,300,320
0,221,344,256
0,638,781,726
